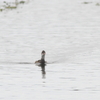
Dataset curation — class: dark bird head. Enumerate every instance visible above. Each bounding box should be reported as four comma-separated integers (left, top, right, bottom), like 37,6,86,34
41,50,46,56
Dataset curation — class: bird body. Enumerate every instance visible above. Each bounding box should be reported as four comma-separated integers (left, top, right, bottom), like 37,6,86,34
35,50,47,66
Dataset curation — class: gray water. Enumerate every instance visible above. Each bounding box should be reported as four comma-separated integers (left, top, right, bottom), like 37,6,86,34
0,63,100,100
0,0,100,99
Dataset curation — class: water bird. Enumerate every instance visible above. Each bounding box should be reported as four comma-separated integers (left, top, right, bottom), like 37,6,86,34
35,50,47,66
35,50,46,78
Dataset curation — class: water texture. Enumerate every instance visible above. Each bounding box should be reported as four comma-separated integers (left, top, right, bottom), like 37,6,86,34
0,0,100,100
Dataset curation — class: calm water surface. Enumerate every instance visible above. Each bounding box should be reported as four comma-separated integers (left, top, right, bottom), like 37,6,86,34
0,0,100,99
0,63,99,100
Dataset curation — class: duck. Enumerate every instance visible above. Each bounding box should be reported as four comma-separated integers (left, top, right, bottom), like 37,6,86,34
35,50,47,66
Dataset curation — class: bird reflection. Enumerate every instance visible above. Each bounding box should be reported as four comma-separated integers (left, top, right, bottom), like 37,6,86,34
41,63,46,78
